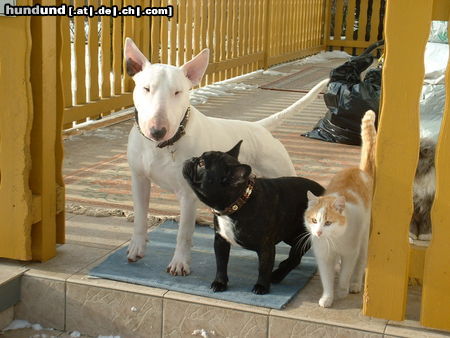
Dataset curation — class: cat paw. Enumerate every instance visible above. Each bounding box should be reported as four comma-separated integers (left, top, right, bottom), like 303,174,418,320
211,281,227,292
252,284,269,295
319,296,333,308
409,232,418,240
271,269,287,283
349,283,362,294
336,288,349,299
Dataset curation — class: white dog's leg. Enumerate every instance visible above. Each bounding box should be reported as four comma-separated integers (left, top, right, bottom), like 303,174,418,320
127,171,151,262
167,193,197,275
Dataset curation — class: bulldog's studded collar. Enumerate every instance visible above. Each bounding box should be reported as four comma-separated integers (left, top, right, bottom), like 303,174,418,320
134,106,191,149
212,175,256,216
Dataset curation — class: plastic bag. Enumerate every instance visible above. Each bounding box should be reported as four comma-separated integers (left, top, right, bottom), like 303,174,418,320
303,41,383,145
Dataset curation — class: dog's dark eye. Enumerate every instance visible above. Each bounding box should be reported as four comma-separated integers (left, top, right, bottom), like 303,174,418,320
143,86,150,93
198,158,205,168
174,90,181,96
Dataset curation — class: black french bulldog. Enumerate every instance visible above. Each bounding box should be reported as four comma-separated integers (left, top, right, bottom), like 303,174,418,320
182,140,325,295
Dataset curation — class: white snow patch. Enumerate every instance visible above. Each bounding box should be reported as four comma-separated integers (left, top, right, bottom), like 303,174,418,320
262,70,291,76
190,82,257,105
130,306,138,312
2,320,55,333
293,50,351,65
3,319,32,331
70,331,82,337
192,328,216,337
31,323,44,331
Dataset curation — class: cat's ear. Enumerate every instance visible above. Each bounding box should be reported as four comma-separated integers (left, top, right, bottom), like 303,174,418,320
226,140,243,159
307,191,319,206
230,164,251,186
333,196,346,213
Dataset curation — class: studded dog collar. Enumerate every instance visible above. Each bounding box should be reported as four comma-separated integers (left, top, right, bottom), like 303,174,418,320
211,175,256,216
134,106,191,149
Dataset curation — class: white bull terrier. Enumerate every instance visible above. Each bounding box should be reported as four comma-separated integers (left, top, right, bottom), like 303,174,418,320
125,37,328,275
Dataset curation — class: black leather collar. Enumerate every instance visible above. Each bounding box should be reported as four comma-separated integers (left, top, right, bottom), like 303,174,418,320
134,106,191,148
211,175,256,216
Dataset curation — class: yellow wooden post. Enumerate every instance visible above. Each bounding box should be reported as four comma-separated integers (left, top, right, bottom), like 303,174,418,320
160,0,169,64
29,0,60,261
421,6,450,331
60,0,73,129
74,0,86,107
344,0,356,55
323,0,331,50
123,0,134,92
55,3,66,245
0,0,34,261
112,0,122,95
101,0,112,99
169,0,177,66
88,0,99,104
177,0,186,67
262,0,270,69
363,0,432,320
150,0,161,64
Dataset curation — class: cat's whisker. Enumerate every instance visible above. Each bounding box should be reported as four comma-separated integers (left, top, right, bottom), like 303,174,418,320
295,233,311,254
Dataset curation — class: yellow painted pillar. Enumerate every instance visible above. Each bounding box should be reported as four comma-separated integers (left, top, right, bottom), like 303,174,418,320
363,0,432,321
421,6,450,331
0,1,34,260
28,0,62,261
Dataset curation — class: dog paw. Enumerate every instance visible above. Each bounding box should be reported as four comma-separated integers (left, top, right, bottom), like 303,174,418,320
252,284,269,295
349,283,362,294
127,234,147,262
211,281,227,292
319,295,333,308
271,269,286,284
167,256,191,276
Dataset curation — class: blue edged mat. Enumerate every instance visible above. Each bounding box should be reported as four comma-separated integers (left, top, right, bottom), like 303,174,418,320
90,220,317,309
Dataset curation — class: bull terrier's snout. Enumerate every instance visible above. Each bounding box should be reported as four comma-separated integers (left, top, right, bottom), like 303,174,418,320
150,126,167,140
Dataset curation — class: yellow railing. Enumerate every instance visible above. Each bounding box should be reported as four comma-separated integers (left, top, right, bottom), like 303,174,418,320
326,0,385,55
363,0,450,332
61,0,328,127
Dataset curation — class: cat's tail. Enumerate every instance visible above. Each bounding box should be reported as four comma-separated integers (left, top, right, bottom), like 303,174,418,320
360,110,377,177
257,78,329,131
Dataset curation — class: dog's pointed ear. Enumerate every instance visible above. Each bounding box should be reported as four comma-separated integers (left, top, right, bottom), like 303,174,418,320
226,140,243,159
181,49,209,87
125,37,149,77
230,164,251,186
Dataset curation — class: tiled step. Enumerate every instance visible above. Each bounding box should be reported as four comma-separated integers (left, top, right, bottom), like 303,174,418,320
6,215,448,338
0,263,27,331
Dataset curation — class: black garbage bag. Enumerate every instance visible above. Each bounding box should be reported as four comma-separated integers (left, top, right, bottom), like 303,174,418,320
303,41,383,145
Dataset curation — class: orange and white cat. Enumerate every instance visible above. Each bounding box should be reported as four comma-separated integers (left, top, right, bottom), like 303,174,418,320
305,110,376,308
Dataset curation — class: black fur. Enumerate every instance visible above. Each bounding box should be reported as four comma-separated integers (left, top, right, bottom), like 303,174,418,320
182,141,325,294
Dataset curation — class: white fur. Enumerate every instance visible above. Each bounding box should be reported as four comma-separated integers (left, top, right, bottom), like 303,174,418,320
414,167,436,201
306,195,370,308
217,216,240,247
125,38,328,275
